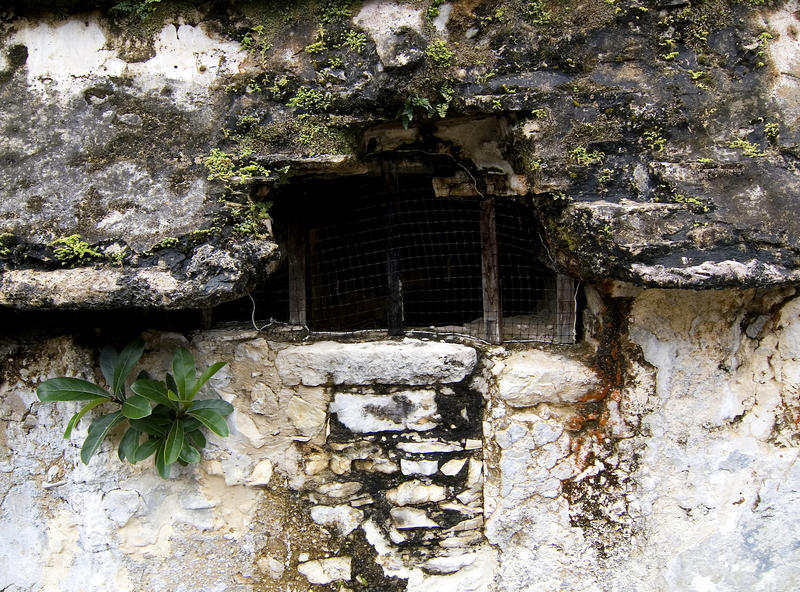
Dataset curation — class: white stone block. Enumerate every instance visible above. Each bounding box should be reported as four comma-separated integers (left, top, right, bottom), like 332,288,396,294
246,460,273,487
496,350,603,407
287,396,326,440
386,480,446,505
401,459,439,476
330,391,438,433
298,557,351,584
310,505,364,536
275,340,477,386
390,507,440,529
440,458,467,476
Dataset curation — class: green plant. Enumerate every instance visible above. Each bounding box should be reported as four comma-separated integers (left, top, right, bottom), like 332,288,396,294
0,232,14,256
531,108,547,119
343,30,367,53
288,86,334,113
49,235,103,266
37,339,231,479
764,122,779,142
687,69,708,87
569,146,605,166
305,26,328,55
205,149,236,183
524,0,552,26
398,96,434,129
727,138,766,158
425,39,454,68
234,200,273,236
427,0,446,20
643,127,666,152
111,0,162,20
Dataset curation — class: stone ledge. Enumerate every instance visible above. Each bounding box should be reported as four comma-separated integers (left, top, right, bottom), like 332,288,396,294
0,241,278,310
275,339,478,386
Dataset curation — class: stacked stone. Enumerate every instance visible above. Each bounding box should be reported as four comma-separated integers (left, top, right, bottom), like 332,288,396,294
276,339,484,576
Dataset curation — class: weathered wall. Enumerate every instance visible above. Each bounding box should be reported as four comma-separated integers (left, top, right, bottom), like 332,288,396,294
2,1,800,311
2,2,800,590
2,285,799,591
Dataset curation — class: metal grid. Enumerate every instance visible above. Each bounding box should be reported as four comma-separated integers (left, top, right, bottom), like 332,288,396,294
245,177,576,344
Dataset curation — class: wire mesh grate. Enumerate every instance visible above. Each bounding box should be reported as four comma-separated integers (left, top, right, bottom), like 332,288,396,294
242,174,577,344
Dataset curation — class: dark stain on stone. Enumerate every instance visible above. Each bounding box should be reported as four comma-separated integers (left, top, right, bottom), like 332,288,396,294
0,45,28,84
364,394,414,424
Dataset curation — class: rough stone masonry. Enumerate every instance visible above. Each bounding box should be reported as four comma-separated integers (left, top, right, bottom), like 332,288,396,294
1,1,800,591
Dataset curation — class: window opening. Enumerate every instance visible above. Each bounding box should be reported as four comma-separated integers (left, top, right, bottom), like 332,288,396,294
244,164,577,344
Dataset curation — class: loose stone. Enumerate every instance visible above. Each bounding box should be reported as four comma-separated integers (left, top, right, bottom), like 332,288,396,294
298,557,352,584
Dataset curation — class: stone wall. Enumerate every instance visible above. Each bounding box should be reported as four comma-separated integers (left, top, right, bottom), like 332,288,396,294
2,284,799,591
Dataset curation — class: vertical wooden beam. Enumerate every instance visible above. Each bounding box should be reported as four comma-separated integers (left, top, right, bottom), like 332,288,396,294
384,161,403,335
288,213,306,326
480,198,502,344
555,273,578,344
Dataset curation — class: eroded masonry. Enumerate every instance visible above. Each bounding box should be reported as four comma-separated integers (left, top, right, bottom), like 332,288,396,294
1,1,800,591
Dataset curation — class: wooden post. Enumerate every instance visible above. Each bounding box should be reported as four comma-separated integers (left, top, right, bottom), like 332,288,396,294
480,198,502,344
555,273,578,344
287,213,306,326
384,161,403,335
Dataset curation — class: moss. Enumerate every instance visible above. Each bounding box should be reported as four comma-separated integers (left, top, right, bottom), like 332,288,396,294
0,232,14,256
304,25,328,55
187,228,218,243
287,86,334,114
727,138,767,158
204,149,237,184
146,237,179,253
343,29,367,53
48,235,103,266
425,39,455,68
569,146,605,166
426,0,446,21
232,200,273,237
643,127,666,153
764,122,779,143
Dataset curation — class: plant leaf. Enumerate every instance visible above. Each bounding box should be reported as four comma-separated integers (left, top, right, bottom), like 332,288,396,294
189,398,234,416
183,417,201,432
187,408,229,437
172,347,196,401
112,338,144,398
134,437,161,462
155,441,170,479
118,427,140,462
166,373,178,396
164,418,184,465
80,411,124,464
131,378,176,409
179,442,201,464
38,377,111,402
99,345,118,388
121,395,152,419
64,397,109,438
188,361,227,399
129,416,168,437
185,429,206,451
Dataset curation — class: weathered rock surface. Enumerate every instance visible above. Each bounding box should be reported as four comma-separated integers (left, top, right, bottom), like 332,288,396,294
0,2,799,311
